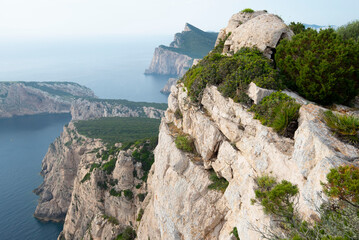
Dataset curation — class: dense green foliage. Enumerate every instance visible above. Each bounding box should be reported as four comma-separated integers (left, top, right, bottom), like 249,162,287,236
115,226,136,240
175,134,195,153
241,8,254,13
276,28,359,105
230,227,240,240
110,188,122,197
252,166,359,239
289,22,306,34
250,92,300,138
136,208,144,221
323,111,359,146
182,47,281,103
102,158,117,174
323,165,359,205
138,193,146,202
123,189,133,200
80,172,91,183
208,171,229,193
74,117,160,145
159,23,218,59
103,214,119,225
337,20,359,41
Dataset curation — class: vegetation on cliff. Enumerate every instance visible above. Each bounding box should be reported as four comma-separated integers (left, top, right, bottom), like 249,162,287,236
74,117,160,145
160,23,218,59
250,92,300,138
276,28,359,105
252,165,359,239
182,44,281,103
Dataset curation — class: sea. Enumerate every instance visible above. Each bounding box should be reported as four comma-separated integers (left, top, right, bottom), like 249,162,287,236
0,35,173,240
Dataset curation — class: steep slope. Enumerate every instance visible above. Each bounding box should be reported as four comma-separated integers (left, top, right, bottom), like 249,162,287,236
0,81,95,118
137,83,358,240
145,23,218,94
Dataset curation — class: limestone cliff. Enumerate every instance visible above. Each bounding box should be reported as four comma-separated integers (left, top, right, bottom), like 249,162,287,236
137,83,358,240
0,82,95,118
144,46,193,77
35,10,359,240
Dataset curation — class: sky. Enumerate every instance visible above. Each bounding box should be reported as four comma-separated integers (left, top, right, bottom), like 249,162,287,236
0,0,358,39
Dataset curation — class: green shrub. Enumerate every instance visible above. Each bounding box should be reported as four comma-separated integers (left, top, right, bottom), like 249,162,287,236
97,181,108,190
135,183,142,189
103,214,119,225
208,171,229,193
337,20,359,41
102,158,117,174
110,188,122,197
323,110,359,145
65,141,72,147
230,227,240,240
289,22,306,35
241,8,254,13
182,47,281,103
136,208,144,221
175,134,195,153
138,193,147,202
90,163,101,172
116,226,136,240
252,168,359,239
275,28,359,105
81,172,91,183
322,165,359,204
250,92,300,138
123,189,133,200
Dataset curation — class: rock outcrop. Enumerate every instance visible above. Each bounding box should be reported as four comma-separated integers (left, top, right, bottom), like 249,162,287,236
216,11,293,58
70,99,166,120
0,82,95,118
137,83,358,240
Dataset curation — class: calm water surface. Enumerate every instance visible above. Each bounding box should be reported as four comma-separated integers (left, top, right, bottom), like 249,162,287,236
0,35,172,239
0,114,71,240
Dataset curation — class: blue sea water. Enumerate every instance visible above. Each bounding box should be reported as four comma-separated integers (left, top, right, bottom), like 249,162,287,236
0,113,71,240
0,35,172,239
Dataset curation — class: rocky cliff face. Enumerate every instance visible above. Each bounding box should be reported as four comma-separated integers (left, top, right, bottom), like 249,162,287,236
0,82,95,118
70,99,166,120
34,122,104,222
137,84,358,240
144,46,193,76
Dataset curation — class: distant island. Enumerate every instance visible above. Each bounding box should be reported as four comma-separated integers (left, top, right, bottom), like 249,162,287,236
145,23,218,94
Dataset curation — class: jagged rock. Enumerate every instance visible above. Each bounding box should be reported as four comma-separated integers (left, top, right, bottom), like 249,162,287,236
247,82,275,104
34,122,103,222
216,10,267,46
138,84,358,240
216,11,293,58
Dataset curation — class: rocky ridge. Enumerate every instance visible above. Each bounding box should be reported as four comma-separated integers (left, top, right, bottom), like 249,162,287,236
0,82,95,118
137,83,358,239
35,10,358,240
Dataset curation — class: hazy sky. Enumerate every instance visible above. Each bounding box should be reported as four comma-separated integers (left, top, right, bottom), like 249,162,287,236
0,0,358,39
